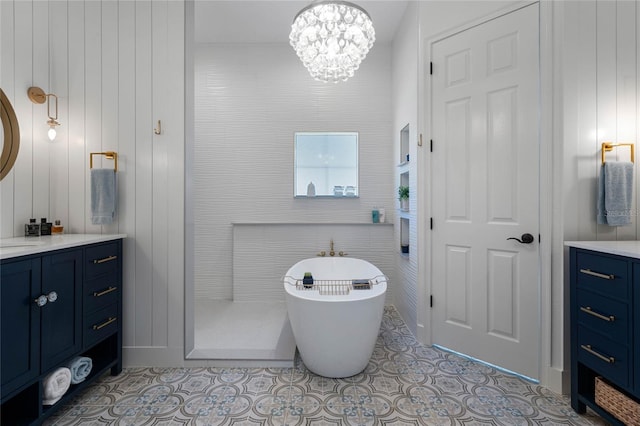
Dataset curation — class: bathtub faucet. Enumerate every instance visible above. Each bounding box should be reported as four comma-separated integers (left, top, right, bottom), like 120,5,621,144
316,240,347,257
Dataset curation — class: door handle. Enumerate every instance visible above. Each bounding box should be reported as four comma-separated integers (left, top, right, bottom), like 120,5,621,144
507,233,535,244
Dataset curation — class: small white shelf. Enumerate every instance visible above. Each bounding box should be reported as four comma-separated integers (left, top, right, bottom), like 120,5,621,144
400,217,409,255
400,124,410,164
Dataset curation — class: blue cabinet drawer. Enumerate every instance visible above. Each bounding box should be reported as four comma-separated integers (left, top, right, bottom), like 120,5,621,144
576,252,629,300
578,325,630,387
84,274,120,315
83,304,118,349
577,290,629,344
85,242,120,279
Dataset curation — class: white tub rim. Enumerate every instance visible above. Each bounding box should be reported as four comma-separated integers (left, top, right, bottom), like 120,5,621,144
283,257,387,302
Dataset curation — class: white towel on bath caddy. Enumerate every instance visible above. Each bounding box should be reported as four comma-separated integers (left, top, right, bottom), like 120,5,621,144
42,367,72,406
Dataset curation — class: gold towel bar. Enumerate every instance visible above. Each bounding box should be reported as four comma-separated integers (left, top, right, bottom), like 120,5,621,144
90,151,118,172
602,142,634,164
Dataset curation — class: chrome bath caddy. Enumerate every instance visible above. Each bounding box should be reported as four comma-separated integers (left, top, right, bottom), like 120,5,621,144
283,275,388,296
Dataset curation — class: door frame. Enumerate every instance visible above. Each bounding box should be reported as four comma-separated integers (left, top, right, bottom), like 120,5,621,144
416,0,558,391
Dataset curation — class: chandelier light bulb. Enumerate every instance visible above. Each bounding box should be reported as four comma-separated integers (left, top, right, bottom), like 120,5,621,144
290,1,375,83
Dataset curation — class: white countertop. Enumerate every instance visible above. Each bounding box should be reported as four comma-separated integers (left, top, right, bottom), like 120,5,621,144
564,240,640,260
0,234,126,260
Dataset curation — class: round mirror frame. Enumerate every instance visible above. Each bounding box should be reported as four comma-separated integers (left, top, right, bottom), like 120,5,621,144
0,88,20,181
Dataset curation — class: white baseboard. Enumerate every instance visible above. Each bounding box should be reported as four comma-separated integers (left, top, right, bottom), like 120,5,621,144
122,346,295,369
123,346,185,367
543,365,570,395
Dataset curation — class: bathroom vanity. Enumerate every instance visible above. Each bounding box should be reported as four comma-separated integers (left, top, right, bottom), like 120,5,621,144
0,234,125,425
566,240,640,425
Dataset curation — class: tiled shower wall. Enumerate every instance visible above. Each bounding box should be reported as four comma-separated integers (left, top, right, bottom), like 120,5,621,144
193,43,395,301
232,224,395,303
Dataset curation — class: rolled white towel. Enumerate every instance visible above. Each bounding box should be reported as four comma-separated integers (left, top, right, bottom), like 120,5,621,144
67,356,92,384
42,367,72,406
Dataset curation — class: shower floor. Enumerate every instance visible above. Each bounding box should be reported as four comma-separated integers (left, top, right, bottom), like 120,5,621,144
191,299,296,366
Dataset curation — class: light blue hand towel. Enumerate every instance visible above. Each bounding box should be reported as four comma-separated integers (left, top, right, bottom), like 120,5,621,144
597,161,634,226
91,168,117,225
67,356,92,384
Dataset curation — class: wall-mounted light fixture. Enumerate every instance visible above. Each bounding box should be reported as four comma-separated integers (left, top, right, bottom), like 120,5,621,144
27,86,60,141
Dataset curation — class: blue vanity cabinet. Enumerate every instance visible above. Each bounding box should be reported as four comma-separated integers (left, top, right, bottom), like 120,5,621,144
40,249,83,372
0,237,123,426
1,258,42,398
1,249,83,398
569,247,637,425
635,262,640,397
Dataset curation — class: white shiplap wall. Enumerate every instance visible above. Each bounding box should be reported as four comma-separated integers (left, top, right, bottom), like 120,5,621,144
553,0,640,391
193,43,395,301
0,0,185,365
562,0,640,241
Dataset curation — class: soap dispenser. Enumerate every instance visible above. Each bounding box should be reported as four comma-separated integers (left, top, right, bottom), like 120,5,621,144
40,218,52,235
25,218,40,237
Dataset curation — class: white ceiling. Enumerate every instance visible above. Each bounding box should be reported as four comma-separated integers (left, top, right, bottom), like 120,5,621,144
194,1,410,44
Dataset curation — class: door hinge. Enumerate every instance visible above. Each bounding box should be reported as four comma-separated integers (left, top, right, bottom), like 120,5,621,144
430,218,433,230
430,62,433,75
418,133,423,147
430,139,433,152
539,234,541,243
430,295,433,307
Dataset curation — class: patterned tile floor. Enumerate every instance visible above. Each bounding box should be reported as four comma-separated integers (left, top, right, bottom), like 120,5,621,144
45,306,606,425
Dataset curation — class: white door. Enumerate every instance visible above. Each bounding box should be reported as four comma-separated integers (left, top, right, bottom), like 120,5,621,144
430,4,540,380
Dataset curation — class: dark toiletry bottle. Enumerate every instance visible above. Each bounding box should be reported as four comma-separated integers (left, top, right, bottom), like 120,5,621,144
40,218,52,236
303,272,314,288
25,218,40,237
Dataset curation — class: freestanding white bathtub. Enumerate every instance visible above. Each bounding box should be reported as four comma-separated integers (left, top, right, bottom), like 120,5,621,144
283,257,387,378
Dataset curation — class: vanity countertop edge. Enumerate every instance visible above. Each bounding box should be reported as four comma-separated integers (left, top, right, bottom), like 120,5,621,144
564,240,640,260
0,234,127,260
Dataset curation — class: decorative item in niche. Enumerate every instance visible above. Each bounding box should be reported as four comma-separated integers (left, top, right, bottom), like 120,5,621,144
294,132,358,197
398,185,409,211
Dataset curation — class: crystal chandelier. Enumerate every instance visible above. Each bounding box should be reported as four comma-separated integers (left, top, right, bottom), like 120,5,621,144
289,1,375,83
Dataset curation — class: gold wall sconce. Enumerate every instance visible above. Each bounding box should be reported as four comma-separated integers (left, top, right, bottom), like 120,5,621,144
28,86,60,141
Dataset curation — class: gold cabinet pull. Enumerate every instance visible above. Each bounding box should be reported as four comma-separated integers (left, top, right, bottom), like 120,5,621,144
581,344,615,364
93,255,117,264
579,268,615,280
580,306,615,322
93,317,117,330
93,286,118,297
